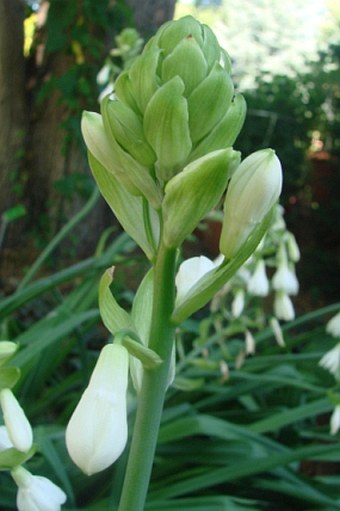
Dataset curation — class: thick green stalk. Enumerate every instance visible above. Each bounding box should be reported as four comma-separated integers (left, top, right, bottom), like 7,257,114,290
117,241,177,511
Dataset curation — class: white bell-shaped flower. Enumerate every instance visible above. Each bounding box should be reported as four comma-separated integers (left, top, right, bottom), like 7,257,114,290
330,405,340,435
272,261,299,295
175,255,215,304
319,342,340,381
232,288,245,318
66,343,129,475
270,317,286,347
247,259,269,297
326,312,340,339
11,466,66,511
274,291,295,321
0,389,33,452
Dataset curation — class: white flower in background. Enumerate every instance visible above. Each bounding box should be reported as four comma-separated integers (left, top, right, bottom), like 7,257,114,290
319,342,340,381
274,291,295,321
270,317,286,347
0,425,13,451
175,256,215,304
272,261,299,296
11,466,66,511
326,312,340,339
66,343,129,475
0,389,33,453
286,232,300,262
245,330,256,355
232,288,245,318
247,259,269,297
330,405,340,435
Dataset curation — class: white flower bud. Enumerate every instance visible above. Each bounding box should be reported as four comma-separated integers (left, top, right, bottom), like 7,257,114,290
286,232,300,262
319,342,340,380
274,291,295,321
232,288,245,318
247,259,269,297
0,425,12,451
220,149,282,258
270,317,286,347
66,344,129,475
0,389,33,452
11,466,66,511
175,256,215,304
326,312,340,339
272,261,299,295
245,330,256,355
330,405,340,435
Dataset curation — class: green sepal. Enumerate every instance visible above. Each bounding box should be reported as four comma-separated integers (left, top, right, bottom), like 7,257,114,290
101,98,162,209
0,367,21,390
0,341,18,367
161,37,207,96
98,268,134,335
188,94,246,162
163,148,240,249
171,208,275,324
104,99,156,167
0,444,36,471
188,62,234,143
121,336,162,370
144,76,192,182
89,152,159,260
128,46,161,112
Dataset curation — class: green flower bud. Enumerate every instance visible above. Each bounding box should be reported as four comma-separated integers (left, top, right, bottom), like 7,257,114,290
220,149,283,258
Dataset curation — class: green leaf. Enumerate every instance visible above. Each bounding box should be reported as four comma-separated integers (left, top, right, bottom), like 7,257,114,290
98,268,134,335
163,148,239,248
121,336,162,369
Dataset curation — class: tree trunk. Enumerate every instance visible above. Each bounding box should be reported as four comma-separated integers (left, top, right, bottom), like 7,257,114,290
125,0,177,38
0,0,26,215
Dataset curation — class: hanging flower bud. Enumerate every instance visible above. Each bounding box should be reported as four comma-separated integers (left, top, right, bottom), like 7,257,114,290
11,466,66,511
247,259,269,297
319,342,340,380
330,405,340,435
66,344,129,475
232,288,245,318
274,291,295,322
175,256,215,304
0,389,33,453
272,261,299,295
326,312,340,339
220,149,282,259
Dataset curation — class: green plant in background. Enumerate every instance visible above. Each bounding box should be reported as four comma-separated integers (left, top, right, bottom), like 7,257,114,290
73,15,282,511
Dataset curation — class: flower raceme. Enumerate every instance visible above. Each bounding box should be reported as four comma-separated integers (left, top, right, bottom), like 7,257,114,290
219,149,283,259
66,343,129,475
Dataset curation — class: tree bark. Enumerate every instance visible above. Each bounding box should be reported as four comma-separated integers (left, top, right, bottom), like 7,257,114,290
0,0,26,215
125,0,176,38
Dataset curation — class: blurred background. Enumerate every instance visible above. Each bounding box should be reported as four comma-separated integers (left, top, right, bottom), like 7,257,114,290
1,0,339,308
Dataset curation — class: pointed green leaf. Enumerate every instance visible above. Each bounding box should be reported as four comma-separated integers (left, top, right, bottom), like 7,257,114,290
201,24,222,71
163,148,240,248
188,62,234,143
88,152,158,260
98,268,134,335
122,336,162,370
114,71,140,113
144,76,192,181
128,46,161,112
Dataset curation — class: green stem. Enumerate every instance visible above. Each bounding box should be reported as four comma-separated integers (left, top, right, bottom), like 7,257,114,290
117,241,177,511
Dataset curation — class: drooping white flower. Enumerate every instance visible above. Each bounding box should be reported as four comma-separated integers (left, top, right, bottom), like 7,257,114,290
270,317,286,347
0,389,33,452
245,330,256,355
175,255,215,304
330,405,340,435
326,312,340,339
274,291,295,321
272,261,299,295
66,343,129,475
319,342,340,381
247,259,269,296
11,466,66,511
286,232,300,262
220,149,282,258
232,288,245,318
